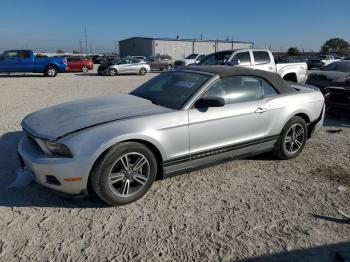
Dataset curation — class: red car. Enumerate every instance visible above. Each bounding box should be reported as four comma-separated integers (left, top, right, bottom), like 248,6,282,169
66,56,93,73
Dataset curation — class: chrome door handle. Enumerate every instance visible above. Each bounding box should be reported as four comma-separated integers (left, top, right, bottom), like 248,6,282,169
254,107,268,113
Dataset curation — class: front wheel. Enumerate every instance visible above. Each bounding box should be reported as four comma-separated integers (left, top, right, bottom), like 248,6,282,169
45,66,58,77
81,66,89,73
90,142,157,206
109,68,118,76
139,68,147,75
273,116,308,159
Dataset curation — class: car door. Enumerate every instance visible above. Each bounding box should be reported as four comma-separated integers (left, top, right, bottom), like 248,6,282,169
231,51,253,68
17,50,34,72
70,57,81,71
188,75,271,157
0,51,20,72
128,59,141,73
0,52,9,72
252,51,275,73
116,59,129,74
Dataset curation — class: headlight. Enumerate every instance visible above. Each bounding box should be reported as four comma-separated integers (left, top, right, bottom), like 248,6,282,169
45,141,73,157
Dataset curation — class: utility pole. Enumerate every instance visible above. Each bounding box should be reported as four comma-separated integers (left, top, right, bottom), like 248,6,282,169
84,26,88,54
79,40,82,53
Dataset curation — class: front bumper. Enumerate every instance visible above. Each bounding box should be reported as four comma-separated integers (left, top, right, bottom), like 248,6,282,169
17,136,90,195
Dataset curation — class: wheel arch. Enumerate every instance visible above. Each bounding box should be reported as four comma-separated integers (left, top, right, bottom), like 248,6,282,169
283,72,298,83
281,111,312,139
46,63,59,70
87,137,165,194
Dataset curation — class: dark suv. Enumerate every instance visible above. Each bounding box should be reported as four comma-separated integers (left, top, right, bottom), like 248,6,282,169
149,55,175,70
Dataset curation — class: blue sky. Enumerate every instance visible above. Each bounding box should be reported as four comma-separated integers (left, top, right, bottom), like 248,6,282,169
0,0,349,53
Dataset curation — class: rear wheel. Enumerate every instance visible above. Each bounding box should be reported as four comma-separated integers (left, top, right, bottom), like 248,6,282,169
91,142,157,206
81,66,89,73
109,68,118,76
139,68,147,75
273,116,308,159
45,66,58,77
166,64,172,70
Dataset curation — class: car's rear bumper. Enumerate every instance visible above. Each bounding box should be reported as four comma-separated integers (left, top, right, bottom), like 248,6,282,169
309,104,325,137
17,136,90,195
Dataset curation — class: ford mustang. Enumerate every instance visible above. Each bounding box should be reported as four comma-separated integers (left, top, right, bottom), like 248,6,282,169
18,66,325,206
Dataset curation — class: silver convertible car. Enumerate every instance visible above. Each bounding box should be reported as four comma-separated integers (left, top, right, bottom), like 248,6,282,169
18,66,325,206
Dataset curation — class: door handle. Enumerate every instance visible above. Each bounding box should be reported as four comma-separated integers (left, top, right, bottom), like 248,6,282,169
254,107,268,113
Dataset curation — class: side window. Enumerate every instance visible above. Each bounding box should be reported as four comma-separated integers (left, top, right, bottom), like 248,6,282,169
204,76,263,104
18,51,31,58
253,51,271,65
233,52,251,66
196,54,205,61
4,51,19,59
262,80,279,97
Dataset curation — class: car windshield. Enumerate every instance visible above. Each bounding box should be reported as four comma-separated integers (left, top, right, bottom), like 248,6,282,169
198,51,233,65
116,59,130,65
130,71,211,110
185,54,198,59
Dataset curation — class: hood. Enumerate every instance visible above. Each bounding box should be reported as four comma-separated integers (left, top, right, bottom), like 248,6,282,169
308,70,350,80
22,94,173,140
331,76,350,87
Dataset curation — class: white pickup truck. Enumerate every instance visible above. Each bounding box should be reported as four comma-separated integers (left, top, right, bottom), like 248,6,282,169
197,49,308,83
319,55,341,66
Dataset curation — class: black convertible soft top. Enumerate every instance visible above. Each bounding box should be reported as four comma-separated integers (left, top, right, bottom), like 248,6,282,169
181,65,296,94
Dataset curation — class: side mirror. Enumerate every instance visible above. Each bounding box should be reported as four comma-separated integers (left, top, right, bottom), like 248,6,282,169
195,96,225,108
229,58,240,66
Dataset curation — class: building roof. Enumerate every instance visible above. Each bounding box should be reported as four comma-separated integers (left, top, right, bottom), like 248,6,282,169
181,65,296,94
119,36,253,45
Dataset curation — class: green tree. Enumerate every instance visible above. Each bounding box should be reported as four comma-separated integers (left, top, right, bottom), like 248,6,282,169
287,47,300,56
56,49,64,54
320,38,349,54
72,50,80,54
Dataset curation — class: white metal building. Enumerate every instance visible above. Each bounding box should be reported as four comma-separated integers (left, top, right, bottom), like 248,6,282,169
119,37,254,59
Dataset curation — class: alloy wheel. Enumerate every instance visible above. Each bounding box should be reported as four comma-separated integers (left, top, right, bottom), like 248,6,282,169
47,68,56,76
284,123,305,154
108,152,150,197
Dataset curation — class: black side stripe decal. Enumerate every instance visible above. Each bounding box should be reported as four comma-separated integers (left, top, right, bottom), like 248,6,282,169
164,135,279,167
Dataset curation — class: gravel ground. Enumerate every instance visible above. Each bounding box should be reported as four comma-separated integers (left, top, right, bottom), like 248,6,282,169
0,68,349,262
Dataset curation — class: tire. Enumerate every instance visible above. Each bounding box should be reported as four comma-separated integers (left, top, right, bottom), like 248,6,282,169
81,66,89,73
109,68,118,76
166,64,172,70
273,116,308,160
139,68,147,75
45,66,58,77
90,142,157,206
